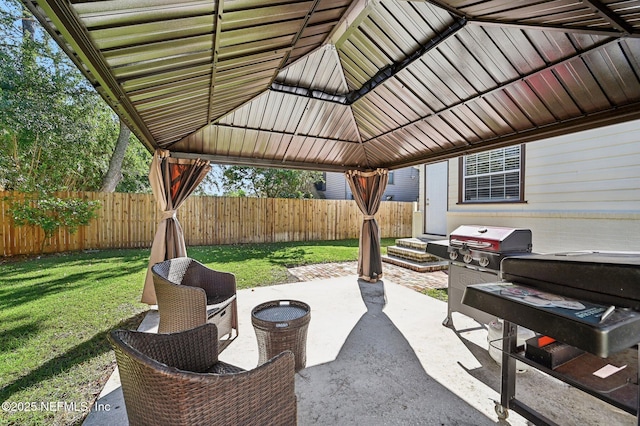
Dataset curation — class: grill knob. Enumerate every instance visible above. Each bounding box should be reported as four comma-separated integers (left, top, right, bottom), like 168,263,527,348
463,254,473,264
449,251,458,261
479,257,490,267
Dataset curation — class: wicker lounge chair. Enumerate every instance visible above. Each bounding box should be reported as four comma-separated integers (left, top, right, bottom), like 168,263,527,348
109,324,297,426
151,257,238,352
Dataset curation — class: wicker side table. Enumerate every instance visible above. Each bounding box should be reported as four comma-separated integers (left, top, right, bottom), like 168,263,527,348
251,300,310,372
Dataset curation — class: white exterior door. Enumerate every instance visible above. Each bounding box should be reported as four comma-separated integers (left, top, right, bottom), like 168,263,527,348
424,161,448,235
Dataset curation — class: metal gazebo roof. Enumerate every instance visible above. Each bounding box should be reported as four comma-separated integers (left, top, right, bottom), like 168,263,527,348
24,0,640,172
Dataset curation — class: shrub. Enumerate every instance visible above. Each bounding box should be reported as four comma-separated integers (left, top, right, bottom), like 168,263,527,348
8,193,101,253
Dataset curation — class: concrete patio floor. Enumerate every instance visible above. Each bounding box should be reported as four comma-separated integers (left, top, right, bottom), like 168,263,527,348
84,271,635,425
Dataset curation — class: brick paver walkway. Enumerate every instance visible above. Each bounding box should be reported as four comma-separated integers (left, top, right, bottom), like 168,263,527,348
287,261,448,293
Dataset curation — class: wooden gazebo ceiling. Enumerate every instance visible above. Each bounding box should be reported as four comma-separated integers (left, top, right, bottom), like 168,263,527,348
25,0,640,172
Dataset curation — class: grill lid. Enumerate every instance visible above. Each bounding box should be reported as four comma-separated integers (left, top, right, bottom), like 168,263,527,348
501,252,640,309
449,225,532,253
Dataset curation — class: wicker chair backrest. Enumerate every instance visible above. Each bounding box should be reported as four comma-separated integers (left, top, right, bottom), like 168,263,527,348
151,257,194,285
110,324,219,372
152,257,219,289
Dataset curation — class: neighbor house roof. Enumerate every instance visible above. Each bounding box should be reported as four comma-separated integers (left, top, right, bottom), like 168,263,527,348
24,0,640,172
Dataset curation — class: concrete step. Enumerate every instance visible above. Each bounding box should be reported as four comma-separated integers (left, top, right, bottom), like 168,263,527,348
395,238,428,251
382,255,449,273
387,246,439,263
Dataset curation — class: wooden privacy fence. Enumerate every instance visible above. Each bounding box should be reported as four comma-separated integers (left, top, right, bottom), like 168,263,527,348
0,191,414,257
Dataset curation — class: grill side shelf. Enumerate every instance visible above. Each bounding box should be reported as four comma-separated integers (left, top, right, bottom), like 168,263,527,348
462,283,640,358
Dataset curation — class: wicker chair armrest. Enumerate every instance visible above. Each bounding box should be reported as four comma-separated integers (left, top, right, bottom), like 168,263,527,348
153,276,208,333
154,277,208,308
164,350,297,425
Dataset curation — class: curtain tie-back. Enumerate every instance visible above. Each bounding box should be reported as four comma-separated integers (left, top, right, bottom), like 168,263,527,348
161,210,177,221
363,215,375,220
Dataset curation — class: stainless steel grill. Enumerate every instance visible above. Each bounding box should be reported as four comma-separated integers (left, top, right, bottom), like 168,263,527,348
447,225,532,270
426,225,533,328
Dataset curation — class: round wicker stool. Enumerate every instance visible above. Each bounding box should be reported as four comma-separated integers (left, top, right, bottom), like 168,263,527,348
251,300,310,372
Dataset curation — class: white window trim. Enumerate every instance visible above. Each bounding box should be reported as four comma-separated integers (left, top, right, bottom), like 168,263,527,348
460,145,524,203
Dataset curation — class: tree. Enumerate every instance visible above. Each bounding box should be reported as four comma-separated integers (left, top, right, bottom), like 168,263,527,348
0,0,151,193
100,120,131,192
221,166,323,198
194,164,224,196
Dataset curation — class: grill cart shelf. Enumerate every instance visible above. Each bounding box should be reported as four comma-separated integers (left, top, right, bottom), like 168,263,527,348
501,342,638,422
462,252,640,425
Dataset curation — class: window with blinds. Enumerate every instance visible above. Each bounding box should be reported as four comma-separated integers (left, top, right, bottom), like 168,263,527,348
462,146,522,202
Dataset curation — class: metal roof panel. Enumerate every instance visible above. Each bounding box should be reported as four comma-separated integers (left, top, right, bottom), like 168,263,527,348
23,0,640,171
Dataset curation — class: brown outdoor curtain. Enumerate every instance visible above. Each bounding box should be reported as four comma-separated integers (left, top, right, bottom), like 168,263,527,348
345,168,389,282
141,149,211,304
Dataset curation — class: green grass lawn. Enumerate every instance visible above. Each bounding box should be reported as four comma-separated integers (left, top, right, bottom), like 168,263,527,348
0,238,396,425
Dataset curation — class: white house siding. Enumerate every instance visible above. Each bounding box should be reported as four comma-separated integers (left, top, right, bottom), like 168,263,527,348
322,172,351,200
384,167,420,202
446,120,640,253
322,167,419,202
